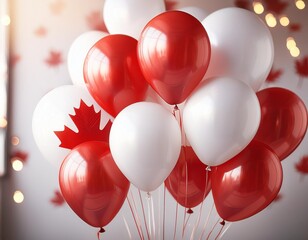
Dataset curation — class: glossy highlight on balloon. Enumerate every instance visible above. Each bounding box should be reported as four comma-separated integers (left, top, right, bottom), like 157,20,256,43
59,141,130,228
165,146,211,209
254,87,307,160
138,11,211,105
211,141,283,222
84,34,148,117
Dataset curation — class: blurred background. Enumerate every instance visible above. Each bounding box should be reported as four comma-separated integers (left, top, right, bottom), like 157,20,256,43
0,0,307,239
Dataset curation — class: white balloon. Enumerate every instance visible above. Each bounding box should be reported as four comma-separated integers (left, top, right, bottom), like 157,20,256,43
177,6,208,22
183,77,261,166
67,31,108,87
202,8,274,91
110,102,181,192
32,85,111,168
103,0,165,39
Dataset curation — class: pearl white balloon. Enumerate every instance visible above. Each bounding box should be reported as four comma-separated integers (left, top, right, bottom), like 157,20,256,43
103,0,165,39
32,85,111,168
183,77,261,166
177,6,208,22
202,8,274,91
110,102,181,192
67,31,107,87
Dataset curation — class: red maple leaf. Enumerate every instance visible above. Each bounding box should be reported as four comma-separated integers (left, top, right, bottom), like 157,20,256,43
263,0,289,15
34,26,47,37
234,0,251,10
295,56,308,88
86,11,108,32
54,100,112,150
44,50,63,67
49,0,65,15
10,150,28,163
10,53,21,66
50,190,65,206
289,23,301,32
295,156,308,177
165,0,178,10
266,68,283,83
295,56,308,77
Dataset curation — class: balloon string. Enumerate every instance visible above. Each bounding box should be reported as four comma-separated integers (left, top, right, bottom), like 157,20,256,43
126,194,144,240
206,218,220,240
219,222,232,239
173,201,179,240
146,194,152,238
150,194,156,239
138,190,151,240
189,168,210,240
178,108,185,146
172,105,187,146
214,220,226,240
182,212,192,239
130,191,145,240
181,152,189,238
96,227,105,240
199,201,215,240
163,185,166,240
123,215,133,240
147,192,156,239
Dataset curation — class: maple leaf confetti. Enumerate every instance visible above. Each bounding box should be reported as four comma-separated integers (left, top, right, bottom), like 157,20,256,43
295,56,308,88
54,100,112,150
34,26,47,37
86,11,108,32
289,23,301,32
266,68,283,83
10,53,21,66
50,190,65,206
234,0,251,10
263,0,289,15
165,0,178,11
295,156,308,180
44,50,63,67
49,0,65,15
10,150,28,163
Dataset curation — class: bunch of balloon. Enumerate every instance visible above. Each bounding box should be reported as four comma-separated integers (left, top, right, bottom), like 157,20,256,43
182,7,307,226
31,0,308,238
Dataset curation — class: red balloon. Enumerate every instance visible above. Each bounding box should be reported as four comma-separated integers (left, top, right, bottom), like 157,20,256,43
138,11,211,105
165,146,211,209
59,141,130,228
254,87,307,160
84,34,148,117
211,141,283,222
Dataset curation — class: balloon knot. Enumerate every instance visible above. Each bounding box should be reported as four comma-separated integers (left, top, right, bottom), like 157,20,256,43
174,105,179,111
187,208,194,214
206,166,212,171
97,227,105,240
220,220,226,226
147,192,151,199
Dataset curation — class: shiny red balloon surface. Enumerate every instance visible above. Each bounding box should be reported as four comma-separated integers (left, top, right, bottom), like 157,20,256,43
211,141,283,222
138,11,211,105
165,146,211,209
254,87,307,160
59,141,130,228
84,34,148,117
